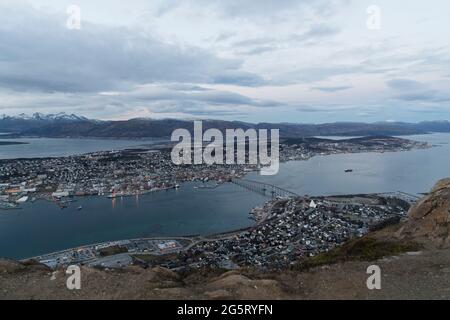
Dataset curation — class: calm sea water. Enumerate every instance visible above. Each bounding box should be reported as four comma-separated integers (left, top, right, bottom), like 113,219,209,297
0,137,167,159
246,133,450,196
0,183,265,259
1,133,450,259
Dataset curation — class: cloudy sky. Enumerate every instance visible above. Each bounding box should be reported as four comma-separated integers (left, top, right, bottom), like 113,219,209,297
0,0,449,123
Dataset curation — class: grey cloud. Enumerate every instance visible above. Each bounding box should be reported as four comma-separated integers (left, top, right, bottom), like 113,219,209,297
0,5,263,93
0,83,281,119
395,91,450,103
158,0,348,20
210,32,237,43
278,59,404,85
387,79,450,103
130,84,280,107
232,37,279,55
405,105,450,114
233,24,340,56
158,0,307,18
290,24,340,43
386,79,424,91
212,70,268,86
296,104,358,113
311,85,352,92
280,65,362,84
161,83,209,92
234,38,272,47
241,46,277,56
146,101,247,117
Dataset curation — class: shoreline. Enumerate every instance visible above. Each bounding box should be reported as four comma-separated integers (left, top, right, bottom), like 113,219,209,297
0,136,432,208
19,190,418,265
0,135,439,264
0,133,433,161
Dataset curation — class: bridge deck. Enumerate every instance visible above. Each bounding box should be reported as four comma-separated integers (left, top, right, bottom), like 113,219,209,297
231,178,299,198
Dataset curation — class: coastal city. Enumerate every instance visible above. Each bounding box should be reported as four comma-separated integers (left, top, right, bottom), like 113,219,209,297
30,192,415,270
0,135,428,270
1,0,449,303
0,135,429,210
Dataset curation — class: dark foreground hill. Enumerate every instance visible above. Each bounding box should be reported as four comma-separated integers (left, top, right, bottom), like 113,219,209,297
0,179,449,299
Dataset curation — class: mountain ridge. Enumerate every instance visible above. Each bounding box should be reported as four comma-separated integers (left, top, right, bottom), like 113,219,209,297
1,113,450,138
1,112,89,122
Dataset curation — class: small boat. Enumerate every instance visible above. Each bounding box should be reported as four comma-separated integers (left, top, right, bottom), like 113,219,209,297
77,206,82,211
345,169,353,173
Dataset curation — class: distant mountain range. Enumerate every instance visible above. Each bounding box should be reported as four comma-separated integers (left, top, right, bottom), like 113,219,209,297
1,113,450,138
2,112,89,122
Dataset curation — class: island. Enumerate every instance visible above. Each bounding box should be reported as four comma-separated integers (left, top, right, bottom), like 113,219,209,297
0,141,28,146
0,135,430,210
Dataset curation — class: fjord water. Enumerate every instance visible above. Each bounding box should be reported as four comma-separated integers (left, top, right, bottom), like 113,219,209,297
0,183,265,259
0,137,166,159
247,133,450,196
1,133,450,259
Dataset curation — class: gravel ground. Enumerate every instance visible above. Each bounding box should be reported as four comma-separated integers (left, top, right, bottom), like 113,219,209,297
1,248,448,300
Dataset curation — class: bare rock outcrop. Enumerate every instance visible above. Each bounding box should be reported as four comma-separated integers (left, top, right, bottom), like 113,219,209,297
398,178,450,248
0,259,25,273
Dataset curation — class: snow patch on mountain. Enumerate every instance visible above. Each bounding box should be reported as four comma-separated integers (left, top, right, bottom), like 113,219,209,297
1,112,89,121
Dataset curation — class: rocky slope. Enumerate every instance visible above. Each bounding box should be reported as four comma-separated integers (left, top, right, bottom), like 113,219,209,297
396,178,450,248
1,248,449,300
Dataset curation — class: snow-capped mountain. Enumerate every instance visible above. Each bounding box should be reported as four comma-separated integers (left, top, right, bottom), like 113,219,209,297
1,112,89,121
1,113,450,138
